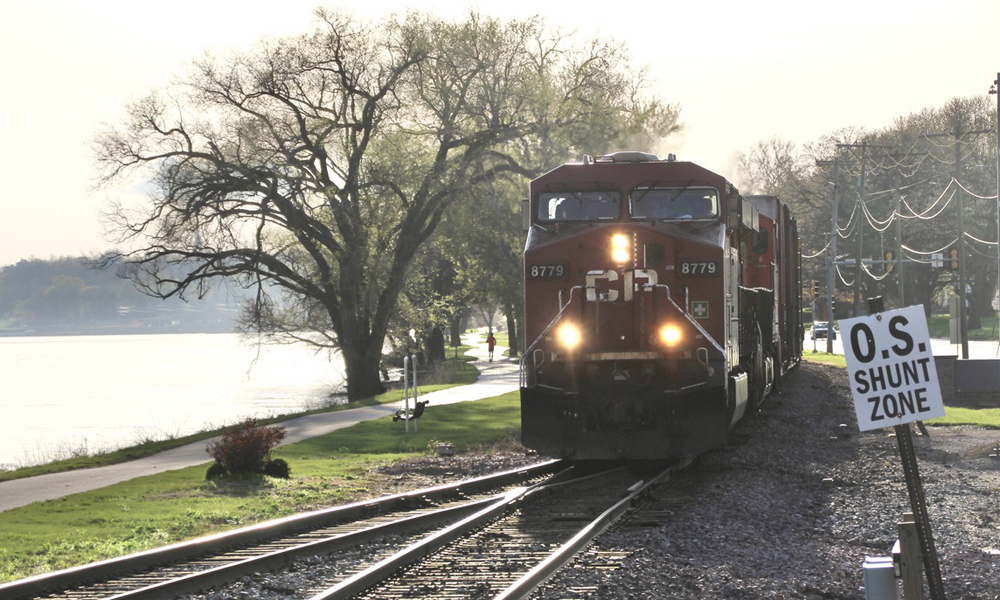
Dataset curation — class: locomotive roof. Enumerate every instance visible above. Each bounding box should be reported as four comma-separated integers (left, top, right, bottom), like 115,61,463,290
746,195,781,220
533,155,730,190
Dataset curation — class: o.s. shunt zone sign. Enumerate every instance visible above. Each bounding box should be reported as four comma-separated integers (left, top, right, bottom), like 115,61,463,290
839,305,945,432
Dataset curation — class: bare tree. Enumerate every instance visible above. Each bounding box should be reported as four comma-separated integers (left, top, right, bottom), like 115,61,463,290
735,136,806,196
94,10,674,400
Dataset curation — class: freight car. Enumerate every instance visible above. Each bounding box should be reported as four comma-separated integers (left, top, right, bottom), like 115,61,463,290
519,152,802,460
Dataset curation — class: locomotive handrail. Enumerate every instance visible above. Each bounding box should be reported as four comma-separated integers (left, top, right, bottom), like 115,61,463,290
519,285,587,387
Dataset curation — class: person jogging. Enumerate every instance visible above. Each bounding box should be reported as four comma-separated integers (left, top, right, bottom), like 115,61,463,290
486,331,497,362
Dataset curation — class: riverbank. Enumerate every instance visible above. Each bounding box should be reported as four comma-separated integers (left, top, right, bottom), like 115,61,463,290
0,350,479,483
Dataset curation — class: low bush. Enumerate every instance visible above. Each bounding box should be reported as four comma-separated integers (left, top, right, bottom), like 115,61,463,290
262,458,291,479
204,462,227,480
205,419,287,478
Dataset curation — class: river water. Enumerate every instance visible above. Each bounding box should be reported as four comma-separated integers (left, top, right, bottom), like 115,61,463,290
0,333,346,469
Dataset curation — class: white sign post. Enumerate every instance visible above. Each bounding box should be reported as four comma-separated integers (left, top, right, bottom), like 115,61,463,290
841,300,947,600
840,304,945,431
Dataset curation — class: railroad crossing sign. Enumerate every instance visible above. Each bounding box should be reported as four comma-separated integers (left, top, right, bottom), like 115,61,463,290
839,305,945,432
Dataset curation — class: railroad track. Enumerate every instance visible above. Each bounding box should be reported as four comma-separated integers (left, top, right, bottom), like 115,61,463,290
310,460,684,600
0,460,561,600
4,459,684,599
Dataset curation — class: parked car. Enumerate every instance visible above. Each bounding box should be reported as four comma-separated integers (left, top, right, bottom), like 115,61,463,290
811,321,837,340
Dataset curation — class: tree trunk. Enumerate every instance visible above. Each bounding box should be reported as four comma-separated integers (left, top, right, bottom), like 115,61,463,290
342,343,387,401
505,306,519,357
449,313,463,347
427,326,446,363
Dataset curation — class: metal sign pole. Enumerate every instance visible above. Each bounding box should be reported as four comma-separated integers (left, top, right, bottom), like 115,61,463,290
894,423,946,600
865,296,945,599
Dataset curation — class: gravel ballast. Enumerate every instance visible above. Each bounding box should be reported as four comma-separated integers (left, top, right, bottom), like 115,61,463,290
532,360,1000,599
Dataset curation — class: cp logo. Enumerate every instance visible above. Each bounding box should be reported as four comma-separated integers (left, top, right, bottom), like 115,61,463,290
585,269,658,301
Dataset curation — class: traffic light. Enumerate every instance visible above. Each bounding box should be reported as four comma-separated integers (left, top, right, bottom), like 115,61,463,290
949,248,959,270
811,280,818,295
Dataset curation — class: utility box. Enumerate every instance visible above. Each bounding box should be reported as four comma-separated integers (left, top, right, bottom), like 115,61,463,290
863,556,900,600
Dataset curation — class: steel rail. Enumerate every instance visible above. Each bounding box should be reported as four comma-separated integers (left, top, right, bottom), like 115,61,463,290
104,494,507,600
0,460,561,600
494,459,690,600
307,465,628,600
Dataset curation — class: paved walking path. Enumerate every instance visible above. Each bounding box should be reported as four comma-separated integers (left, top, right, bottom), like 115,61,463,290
0,337,519,513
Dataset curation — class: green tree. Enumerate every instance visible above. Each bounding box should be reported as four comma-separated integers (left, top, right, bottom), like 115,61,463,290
94,10,677,400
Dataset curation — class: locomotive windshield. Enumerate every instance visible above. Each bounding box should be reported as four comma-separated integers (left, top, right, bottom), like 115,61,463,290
630,187,719,220
538,191,621,222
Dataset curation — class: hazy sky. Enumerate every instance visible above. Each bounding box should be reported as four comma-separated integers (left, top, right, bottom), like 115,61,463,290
2,0,998,267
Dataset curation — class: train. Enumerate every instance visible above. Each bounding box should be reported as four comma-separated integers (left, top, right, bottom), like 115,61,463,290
519,152,802,461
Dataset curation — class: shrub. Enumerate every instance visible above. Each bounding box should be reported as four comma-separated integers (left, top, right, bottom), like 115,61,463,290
263,458,291,479
206,419,286,476
205,461,228,480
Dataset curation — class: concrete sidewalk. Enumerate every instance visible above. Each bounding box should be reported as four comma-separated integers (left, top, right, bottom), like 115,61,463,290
0,338,519,513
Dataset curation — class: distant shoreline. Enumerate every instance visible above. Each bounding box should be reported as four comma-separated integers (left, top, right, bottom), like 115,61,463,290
0,324,239,338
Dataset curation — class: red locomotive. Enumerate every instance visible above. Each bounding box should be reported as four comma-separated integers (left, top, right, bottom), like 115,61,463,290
520,152,802,460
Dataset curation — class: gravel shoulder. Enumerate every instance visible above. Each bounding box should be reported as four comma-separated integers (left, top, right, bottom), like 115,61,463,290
532,361,1000,599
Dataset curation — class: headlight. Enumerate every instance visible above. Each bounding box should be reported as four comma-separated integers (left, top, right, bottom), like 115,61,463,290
659,324,682,346
611,233,630,264
556,322,582,349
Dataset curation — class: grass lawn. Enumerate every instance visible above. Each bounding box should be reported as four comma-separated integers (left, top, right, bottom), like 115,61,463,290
802,352,847,369
0,391,522,583
928,313,1000,341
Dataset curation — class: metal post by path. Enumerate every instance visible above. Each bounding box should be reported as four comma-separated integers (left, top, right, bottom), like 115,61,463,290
867,297,946,600
403,355,411,434
412,355,419,433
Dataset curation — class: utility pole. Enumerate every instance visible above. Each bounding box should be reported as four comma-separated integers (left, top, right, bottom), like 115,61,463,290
854,142,868,315
957,129,969,360
923,126,992,359
897,190,905,305
826,159,839,354
990,73,1000,351
885,150,928,308
835,141,892,316
816,157,845,353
